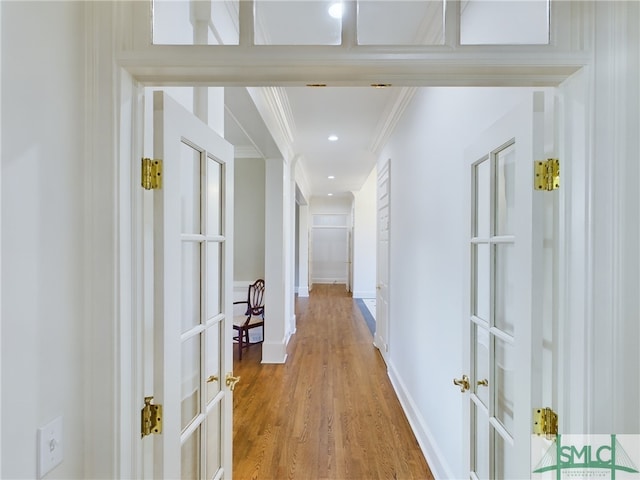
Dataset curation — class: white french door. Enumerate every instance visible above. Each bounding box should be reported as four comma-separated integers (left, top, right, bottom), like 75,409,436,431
462,92,554,479
149,91,234,479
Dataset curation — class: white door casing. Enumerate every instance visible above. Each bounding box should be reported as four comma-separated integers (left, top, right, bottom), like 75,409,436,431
375,159,391,357
150,91,234,479
462,92,549,478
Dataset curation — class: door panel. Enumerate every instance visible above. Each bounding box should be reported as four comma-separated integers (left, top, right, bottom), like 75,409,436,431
464,92,551,479
150,91,234,479
375,159,390,357
310,226,349,284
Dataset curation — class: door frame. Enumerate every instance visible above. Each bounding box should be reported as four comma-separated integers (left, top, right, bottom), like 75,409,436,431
374,158,391,359
81,1,611,477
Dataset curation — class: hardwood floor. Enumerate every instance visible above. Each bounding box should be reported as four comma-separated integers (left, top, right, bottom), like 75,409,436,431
233,284,434,480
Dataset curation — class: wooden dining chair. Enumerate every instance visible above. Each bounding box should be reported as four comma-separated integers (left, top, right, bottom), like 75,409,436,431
233,279,265,360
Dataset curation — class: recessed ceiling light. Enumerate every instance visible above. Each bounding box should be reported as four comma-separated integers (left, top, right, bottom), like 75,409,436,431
328,135,338,142
328,175,335,179
328,193,334,196
328,2,343,19
371,83,392,88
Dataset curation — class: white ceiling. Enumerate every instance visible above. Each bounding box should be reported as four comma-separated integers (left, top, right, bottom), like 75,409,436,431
225,85,400,199
286,86,396,195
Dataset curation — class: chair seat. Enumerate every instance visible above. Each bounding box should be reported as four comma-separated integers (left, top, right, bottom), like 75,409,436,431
233,315,264,327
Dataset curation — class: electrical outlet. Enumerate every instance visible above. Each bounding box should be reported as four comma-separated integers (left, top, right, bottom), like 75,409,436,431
37,416,63,478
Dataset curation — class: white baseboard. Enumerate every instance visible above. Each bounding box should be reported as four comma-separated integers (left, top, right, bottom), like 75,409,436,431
373,332,387,356
297,286,309,297
353,290,376,299
387,360,455,480
311,278,348,285
289,314,297,335
261,340,288,364
285,328,294,347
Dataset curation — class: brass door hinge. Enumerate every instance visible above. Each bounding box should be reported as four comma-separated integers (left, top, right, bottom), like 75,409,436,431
534,159,560,191
141,396,163,438
533,407,558,438
141,158,163,190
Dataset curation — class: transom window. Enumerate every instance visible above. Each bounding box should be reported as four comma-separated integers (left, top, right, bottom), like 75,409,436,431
151,0,550,47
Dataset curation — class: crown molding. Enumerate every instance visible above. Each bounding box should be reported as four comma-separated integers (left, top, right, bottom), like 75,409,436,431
234,145,263,159
246,86,297,161
369,87,417,155
262,86,296,146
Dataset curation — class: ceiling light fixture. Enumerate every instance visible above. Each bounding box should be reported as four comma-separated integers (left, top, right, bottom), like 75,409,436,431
328,135,338,142
306,83,327,87
328,193,334,196
371,83,392,88
328,175,335,179
328,2,343,19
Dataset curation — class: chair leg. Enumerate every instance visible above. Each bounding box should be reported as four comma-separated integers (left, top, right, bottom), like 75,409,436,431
238,327,243,361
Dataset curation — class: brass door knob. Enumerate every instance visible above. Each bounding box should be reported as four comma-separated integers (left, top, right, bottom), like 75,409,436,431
453,375,470,392
225,373,240,391
207,375,219,383
477,379,489,387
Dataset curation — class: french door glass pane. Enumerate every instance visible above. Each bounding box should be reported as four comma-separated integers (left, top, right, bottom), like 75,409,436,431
207,156,222,236
182,242,202,333
205,403,223,480
460,0,550,45
474,325,490,407
475,159,490,238
494,243,515,336
153,0,239,45
254,0,341,45
495,144,516,236
205,322,222,404
206,242,222,319
473,404,489,480
181,334,201,431
357,1,444,45
494,337,515,434
181,426,201,480
474,243,490,321
181,142,201,235
494,429,516,480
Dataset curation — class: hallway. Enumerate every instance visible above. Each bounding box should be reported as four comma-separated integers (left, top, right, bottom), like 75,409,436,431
233,284,433,479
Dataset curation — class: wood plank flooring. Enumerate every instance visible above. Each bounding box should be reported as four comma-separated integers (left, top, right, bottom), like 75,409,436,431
233,284,434,480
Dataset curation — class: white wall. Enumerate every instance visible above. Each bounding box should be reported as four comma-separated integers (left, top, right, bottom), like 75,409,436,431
262,158,289,363
352,166,377,299
1,2,85,477
233,157,265,282
379,87,537,479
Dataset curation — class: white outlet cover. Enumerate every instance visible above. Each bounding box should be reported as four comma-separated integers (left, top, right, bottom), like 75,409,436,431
37,416,63,478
